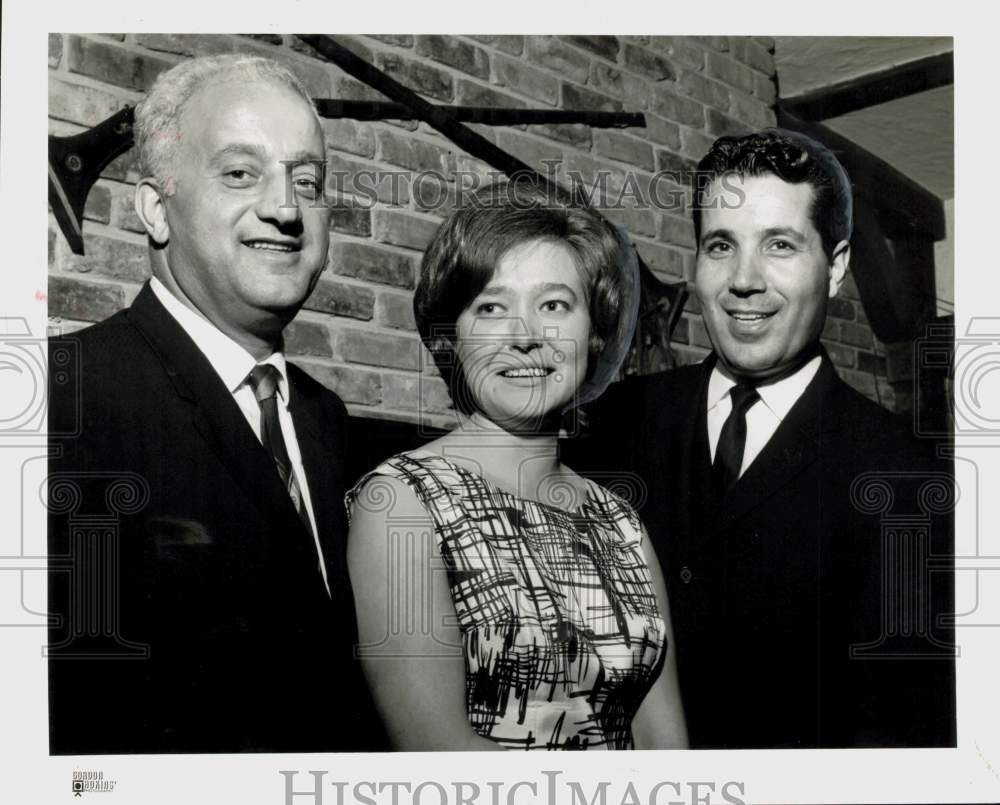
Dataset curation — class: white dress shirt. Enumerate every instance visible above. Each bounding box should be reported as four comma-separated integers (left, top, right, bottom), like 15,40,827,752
706,355,822,479
150,277,329,594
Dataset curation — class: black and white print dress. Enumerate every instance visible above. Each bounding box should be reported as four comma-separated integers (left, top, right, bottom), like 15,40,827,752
348,450,666,750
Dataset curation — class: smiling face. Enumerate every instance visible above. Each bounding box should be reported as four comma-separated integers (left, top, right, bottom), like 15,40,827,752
453,239,591,430
142,78,329,351
695,173,848,382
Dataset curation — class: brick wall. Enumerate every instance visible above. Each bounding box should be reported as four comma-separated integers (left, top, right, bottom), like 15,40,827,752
48,33,898,424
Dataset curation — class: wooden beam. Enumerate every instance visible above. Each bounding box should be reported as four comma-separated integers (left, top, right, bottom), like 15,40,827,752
775,108,945,241
778,51,953,122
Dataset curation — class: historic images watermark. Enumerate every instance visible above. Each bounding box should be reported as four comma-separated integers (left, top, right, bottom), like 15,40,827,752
279,770,747,805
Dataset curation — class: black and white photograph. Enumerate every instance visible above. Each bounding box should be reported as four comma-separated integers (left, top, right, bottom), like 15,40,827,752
2,3,999,803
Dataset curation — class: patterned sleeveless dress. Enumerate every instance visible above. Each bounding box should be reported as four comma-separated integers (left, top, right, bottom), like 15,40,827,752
348,451,666,750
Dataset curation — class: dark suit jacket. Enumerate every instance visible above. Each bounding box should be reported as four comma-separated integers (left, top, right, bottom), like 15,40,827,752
48,283,385,754
566,352,955,748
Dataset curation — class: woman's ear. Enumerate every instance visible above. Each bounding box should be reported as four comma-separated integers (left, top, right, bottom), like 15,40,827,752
134,178,170,245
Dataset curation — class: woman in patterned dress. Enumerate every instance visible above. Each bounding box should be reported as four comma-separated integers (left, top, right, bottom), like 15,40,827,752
347,183,688,750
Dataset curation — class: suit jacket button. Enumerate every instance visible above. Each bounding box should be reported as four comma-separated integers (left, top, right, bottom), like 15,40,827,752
680,566,693,584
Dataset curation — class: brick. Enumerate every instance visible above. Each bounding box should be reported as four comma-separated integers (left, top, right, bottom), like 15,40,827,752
381,372,452,414
729,37,748,64
601,207,657,239
728,92,776,130
528,123,592,150
655,148,697,178
745,40,776,76
332,73,387,103
376,291,417,330
365,34,413,47
62,233,150,283
589,63,650,111
494,130,565,173
330,241,416,289
48,275,128,322
375,129,456,175
49,34,63,68
416,35,490,80
647,171,689,218
83,184,112,225
326,35,375,65
524,36,590,84
822,340,857,369
373,209,440,251
857,350,887,376
468,35,524,56
705,52,755,94
753,72,778,105
494,56,559,106
679,127,716,162
839,368,876,398
339,328,421,371
329,206,372,238
67,35,175,91
642,115,682,150
673,344,712,366
110,187,146,234
412,174,458,217
635,240,686,280
648,36,704,71
324,118,376,159
303,277,375,320
855,302,869,326
706,108,752,137
376,52,454,102
688,317,713,349
659,213,696,249
297,361,382,406
594,131,654,172
678,69,730,111
49,77,131,127
561,154,631,205
622,44,676,82
456,79,526,109
840,321,875,350
561,82,623,114
284,318,334,358
827,296,856,321
325,152,409,207
561,35,620,62
693,36,730,53
822,318,839,340
840,272,861,300
670,316,690,345
683,290,701,315
652,88,705,129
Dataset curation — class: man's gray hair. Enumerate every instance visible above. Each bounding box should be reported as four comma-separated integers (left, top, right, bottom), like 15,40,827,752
134,54,321,184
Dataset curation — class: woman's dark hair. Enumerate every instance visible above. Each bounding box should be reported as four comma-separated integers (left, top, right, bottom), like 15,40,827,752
414,180,628,413
692,128,853,260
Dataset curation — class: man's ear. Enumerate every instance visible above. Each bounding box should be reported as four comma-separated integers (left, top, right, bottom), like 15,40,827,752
828,240,850,298
134,179,170,245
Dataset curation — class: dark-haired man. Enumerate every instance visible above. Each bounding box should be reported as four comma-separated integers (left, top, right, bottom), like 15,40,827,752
573,129,954,748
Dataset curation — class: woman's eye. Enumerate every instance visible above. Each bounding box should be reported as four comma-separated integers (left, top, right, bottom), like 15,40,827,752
476,302,500,315
541,300,570,313
770,240,794,251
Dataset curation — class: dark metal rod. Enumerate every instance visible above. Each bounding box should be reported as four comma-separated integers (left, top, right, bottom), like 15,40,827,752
314,99,645,128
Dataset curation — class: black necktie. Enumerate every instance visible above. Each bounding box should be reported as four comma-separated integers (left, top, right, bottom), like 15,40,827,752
247,364,313,536
713,383,760,492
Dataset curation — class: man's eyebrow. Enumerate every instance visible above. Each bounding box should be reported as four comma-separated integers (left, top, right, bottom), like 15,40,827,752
699,227,735,245
761,226,808,242
209,143,268,165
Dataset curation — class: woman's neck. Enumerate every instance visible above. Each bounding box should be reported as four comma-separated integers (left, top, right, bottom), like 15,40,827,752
432,411,569,503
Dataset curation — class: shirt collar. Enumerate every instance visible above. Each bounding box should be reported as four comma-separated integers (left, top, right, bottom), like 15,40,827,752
150,277,290,406
707,355,822,420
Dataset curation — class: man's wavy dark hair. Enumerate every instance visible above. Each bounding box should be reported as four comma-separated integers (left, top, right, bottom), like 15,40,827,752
692,128,853,260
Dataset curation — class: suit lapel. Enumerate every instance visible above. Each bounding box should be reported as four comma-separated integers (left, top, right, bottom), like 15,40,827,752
717,354,842,530
126,284,313,549
287,369,347,594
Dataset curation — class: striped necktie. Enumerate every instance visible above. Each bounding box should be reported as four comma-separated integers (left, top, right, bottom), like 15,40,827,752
247,364,312,536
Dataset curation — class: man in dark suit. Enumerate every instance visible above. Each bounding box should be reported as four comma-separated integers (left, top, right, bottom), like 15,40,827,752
47,55,383,753
574,129,954,748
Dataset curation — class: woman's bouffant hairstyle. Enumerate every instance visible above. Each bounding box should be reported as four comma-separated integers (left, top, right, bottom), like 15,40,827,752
693,128,853,260
414,181,629,413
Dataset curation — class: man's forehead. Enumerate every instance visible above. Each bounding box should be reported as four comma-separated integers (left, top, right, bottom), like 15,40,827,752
702,173,817,230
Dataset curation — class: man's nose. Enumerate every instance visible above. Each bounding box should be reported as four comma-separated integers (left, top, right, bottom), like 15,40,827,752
255,172,303,226
729,250,766,295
